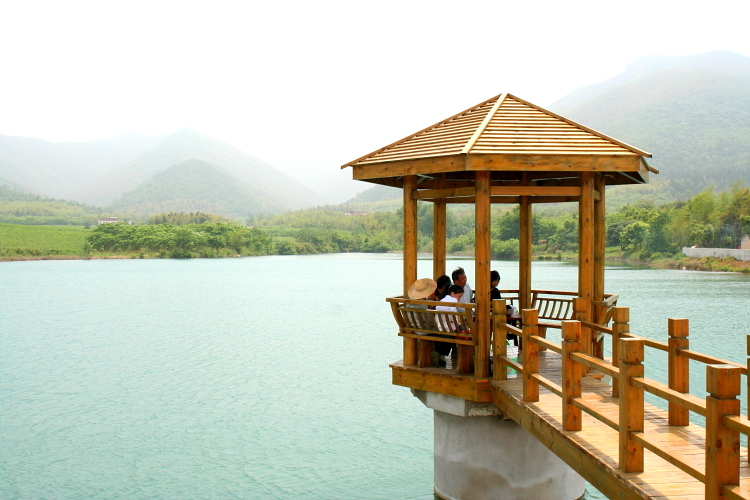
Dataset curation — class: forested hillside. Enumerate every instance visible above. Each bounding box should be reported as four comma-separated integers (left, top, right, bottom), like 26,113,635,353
550,50,750,204
108,160,282,218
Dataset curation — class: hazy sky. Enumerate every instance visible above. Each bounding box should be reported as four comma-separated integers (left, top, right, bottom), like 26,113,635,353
1,0,749,190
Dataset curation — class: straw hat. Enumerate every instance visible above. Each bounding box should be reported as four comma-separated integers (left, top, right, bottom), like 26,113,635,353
407,278,437,299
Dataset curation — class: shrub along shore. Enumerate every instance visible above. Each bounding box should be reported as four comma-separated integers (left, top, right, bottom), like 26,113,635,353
2,222,748,273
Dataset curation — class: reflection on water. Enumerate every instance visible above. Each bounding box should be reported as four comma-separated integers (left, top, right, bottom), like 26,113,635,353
1,255,749,499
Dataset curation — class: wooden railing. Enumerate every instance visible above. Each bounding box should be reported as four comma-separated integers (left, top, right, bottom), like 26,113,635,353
494,304,750,500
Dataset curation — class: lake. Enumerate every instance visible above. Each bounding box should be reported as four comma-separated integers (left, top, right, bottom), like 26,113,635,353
2,254,749,499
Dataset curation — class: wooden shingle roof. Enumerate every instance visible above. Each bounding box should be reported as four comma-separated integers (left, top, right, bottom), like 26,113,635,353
343,93,651,168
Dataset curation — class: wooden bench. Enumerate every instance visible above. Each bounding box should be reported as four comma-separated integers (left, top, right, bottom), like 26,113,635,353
386,296,476,373
497,291,618,353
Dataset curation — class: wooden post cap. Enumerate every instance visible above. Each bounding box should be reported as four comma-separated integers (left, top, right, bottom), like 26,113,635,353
706,364,741,399
561,320,581,342
613,306,629,323
620,338,644,364
492,299,506,313
668,318,689,339
521,308,538,324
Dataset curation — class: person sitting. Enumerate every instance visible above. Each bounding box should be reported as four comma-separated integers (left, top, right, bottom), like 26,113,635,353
428,274,452,302
489,270,520,348
490,270,502,300
406,278,437,330
432,284,465,366
452,267,473,306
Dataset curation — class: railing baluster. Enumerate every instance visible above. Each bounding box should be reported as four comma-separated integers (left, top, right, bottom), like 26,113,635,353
668,318,690,426
619,338,644,472
522,308,539,402
611,307,629,398
705,364,740,500
492,299,507,381
562,320,582,431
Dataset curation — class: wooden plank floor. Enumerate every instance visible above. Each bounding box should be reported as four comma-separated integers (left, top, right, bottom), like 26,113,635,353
491,351,750,500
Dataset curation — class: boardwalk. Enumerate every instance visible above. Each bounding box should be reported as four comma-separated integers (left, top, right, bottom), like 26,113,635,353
492,351,749,499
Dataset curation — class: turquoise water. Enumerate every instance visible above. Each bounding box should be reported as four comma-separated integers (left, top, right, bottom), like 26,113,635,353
1,255,749,499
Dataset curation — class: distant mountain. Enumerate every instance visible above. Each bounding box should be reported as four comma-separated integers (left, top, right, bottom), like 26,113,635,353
108,159,280,217
74,128,323,211
549,50,750,201
0,128,325,217
0,131,162,199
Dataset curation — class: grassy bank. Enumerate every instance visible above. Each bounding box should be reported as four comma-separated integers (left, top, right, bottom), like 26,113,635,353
0,224,90,259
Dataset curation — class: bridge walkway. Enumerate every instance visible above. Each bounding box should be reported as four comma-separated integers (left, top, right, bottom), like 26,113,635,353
492,351,750,500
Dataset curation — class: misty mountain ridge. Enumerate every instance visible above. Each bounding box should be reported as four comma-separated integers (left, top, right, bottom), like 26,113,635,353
108,159,281,218
0,128,325,218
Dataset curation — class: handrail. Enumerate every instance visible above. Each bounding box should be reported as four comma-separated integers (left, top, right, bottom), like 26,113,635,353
531,336,562,354
680,349,747,375
579,320,612,335
570,352,619,379
631,377,707,417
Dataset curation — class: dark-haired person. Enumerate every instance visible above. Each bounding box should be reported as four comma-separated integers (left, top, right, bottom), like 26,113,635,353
428,274,452,301
451,267,472,310
490,270,502,301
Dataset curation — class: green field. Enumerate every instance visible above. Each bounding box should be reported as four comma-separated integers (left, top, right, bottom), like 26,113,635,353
0,224,89,258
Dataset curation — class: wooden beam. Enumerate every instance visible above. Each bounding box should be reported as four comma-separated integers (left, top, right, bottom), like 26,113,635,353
403,175,418,366
414,186,475,199
490,186,581,197
351,154,646,181
466,153,644,173
474,170,491,378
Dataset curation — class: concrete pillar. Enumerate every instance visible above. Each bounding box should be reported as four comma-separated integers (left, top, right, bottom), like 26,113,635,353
414,390,585,500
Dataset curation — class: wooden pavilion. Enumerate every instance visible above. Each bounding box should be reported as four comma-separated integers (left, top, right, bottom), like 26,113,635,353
342,93,655,378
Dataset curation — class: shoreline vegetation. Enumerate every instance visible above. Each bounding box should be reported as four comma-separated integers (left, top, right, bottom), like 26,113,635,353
2,184,750,273
1,222,748,273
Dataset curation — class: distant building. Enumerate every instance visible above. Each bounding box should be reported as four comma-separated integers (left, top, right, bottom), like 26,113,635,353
98,217,120,225
742,235,750,250
344,211,368,216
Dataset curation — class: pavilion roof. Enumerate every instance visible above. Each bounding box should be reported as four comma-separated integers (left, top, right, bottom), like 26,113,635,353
342,93,651,169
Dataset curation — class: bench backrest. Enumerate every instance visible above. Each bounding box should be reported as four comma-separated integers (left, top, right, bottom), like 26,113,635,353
386,296,476,341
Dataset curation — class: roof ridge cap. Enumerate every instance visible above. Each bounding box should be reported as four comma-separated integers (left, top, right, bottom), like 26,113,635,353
461,93,507,154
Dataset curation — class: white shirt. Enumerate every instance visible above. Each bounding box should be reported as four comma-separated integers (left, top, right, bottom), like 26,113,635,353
436,295,459,331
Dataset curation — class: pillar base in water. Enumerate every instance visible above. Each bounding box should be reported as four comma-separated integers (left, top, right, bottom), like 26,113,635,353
413,390,585,500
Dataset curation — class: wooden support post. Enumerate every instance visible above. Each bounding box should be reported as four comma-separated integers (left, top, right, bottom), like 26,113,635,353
562,320,583,431
433,175,447,279
619,338,644,473
433,200,446,280
705,365,741,500
519,196,532,312
474,170,491,378
492,299,507,381
593,174,606,359
747,335,750,463
611,307,630,399
573,297,592,357
578,172,595,330
403,175,418,366
522,308,539,402
668,318,690,426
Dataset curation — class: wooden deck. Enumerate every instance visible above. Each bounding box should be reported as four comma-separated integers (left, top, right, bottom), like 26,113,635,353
392,350,750,500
